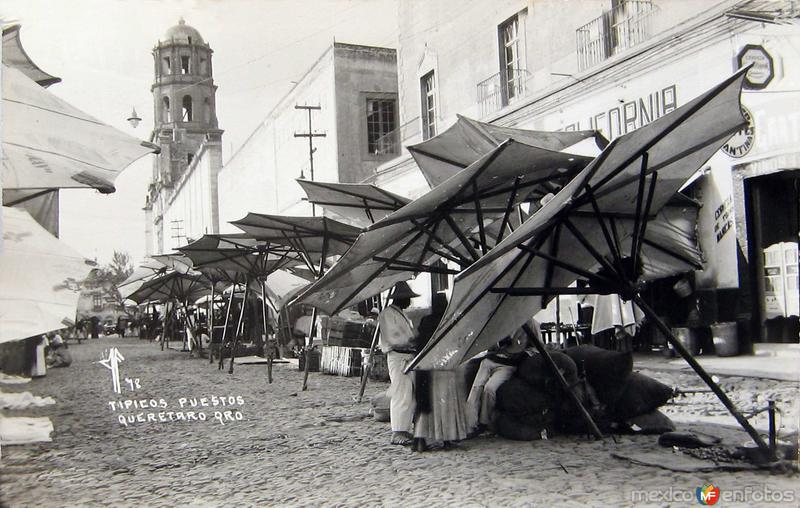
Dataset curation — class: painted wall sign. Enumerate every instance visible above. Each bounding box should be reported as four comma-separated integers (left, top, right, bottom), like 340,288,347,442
562,85,678,139
721,105,755,158
736,44,774,90
713,196,733,243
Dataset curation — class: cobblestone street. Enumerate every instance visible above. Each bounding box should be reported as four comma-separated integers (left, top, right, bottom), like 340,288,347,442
1,337,797,507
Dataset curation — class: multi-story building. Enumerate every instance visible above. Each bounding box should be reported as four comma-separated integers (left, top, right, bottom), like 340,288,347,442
217,42,398,223
372,0,799,343
144,19,224,254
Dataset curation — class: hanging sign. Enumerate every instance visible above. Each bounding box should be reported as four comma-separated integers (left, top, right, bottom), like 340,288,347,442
736,44,774,90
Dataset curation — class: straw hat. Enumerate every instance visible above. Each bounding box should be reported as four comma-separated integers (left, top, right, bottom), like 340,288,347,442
390,281,420,299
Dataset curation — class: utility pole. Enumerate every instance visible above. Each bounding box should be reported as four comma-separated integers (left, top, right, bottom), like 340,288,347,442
294,104,326,216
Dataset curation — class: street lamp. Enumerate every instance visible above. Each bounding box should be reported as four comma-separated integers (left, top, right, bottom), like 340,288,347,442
127,107,142,128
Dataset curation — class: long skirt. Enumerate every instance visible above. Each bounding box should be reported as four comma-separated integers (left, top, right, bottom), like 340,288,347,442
31,341,47,378
414,369,469,443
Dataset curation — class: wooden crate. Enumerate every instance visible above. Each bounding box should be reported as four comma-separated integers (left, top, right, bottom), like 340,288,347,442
321,346,362,377
325,318,374,348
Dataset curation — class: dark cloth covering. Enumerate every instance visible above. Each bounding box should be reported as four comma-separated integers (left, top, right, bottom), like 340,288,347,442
563,344,632,406
516,351,578,393
610,372,674,421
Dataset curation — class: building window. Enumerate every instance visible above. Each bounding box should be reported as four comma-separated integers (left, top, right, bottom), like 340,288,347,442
203,97,211,123
182,95,193,122
187,153,194,165
92,294,102,311
181,55,191,74
499,14,524,102
421,71,437,140
162,56,171,74
366,98,396,155
162,97,171,123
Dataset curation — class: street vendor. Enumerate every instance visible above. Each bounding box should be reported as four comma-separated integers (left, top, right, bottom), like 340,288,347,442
378,281,420,446
46,331,72,368
465,319,539,436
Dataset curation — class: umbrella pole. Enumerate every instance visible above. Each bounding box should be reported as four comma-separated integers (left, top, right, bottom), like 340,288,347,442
161,302,169,351
204,287,214,357
632,296,775,461
229,278,250,374
555,295,562,346
357,319,380,403
523,324,604,441
260,279,273,384
358,294,388,402
217,283,237,368
301,306,318,391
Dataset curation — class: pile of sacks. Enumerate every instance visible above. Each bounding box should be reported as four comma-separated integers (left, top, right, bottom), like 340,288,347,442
494,345,675,440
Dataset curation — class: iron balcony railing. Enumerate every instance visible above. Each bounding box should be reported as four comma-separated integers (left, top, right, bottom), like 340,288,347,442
476,68,531,118
576,0,658,72
372,116,422,156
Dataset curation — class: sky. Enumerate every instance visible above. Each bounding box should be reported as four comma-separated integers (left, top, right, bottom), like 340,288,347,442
2,0,399,266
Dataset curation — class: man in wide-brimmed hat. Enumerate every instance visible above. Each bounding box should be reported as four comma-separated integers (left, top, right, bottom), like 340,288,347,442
378,281,420,445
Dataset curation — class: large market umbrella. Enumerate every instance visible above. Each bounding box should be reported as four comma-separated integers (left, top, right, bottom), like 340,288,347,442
294,140,593,316
230,214,360,277
410,67,774,459
230,214,361,389
125,269,212,351
407,115,603,188
118,256,186,302
2,64,159,193
178,234,303,373
297,179,410,227
0,206,95,343
125,270,210,306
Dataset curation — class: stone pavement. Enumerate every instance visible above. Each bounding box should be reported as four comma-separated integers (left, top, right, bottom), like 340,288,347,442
0,337,797,507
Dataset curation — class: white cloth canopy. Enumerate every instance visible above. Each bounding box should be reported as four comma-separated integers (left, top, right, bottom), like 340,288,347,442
2,64,158,193
0,207,94,343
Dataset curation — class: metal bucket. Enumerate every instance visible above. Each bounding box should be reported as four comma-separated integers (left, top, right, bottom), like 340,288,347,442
711,322,738,357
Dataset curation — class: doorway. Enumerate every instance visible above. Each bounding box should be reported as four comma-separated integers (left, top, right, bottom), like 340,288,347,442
744,170,800,342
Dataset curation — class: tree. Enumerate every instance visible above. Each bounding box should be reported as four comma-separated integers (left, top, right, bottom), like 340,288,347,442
106,251,134,286
92,251,135,316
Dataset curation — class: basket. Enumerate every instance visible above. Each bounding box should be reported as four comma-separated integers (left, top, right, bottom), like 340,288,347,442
373,407,390,422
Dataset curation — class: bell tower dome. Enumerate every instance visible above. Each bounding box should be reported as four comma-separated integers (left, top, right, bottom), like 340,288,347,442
151,18,222,181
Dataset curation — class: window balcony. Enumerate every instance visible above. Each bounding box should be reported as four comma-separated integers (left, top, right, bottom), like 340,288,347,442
476,68,531,118
576,0,658,72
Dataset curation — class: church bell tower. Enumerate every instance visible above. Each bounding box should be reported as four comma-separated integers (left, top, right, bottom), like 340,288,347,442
145,18,223,254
